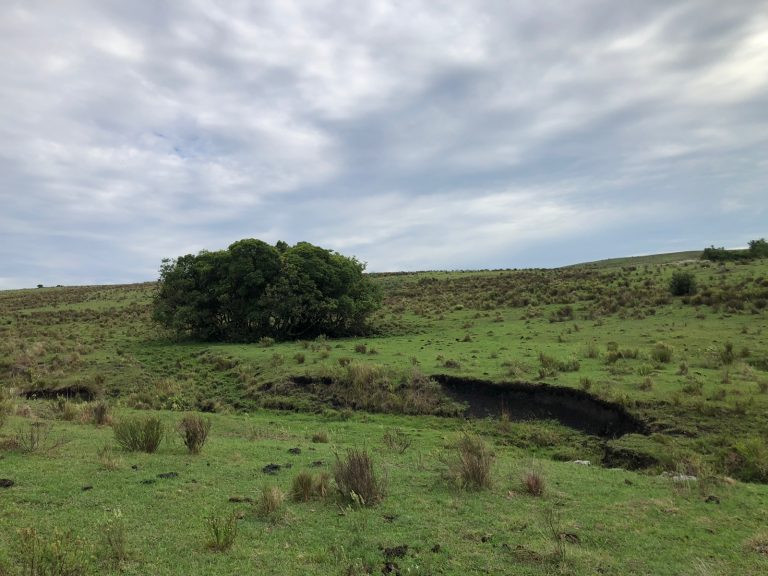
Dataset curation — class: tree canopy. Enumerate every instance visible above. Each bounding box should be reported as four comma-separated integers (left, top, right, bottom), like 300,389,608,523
152,240,381,341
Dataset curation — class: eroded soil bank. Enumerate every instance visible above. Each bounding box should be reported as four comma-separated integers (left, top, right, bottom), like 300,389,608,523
434,374,648,438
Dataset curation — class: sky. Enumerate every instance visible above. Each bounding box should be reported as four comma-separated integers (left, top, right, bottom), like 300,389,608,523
1,0,767,289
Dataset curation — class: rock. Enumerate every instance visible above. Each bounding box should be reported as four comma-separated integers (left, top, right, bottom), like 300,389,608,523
661,472,697,482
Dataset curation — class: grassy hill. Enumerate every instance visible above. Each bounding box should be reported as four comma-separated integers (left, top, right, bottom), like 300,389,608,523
1,255,768,574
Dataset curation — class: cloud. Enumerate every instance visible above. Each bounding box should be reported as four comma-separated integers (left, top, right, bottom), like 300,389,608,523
1,0,767,288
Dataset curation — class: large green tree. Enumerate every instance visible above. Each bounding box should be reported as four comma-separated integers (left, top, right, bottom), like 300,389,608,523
153,240,380,341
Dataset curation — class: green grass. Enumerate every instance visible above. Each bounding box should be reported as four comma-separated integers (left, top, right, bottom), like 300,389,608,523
0,408,767,575
2,254,768,573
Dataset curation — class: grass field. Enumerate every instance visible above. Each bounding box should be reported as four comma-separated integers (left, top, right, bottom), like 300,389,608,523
1,253,768,574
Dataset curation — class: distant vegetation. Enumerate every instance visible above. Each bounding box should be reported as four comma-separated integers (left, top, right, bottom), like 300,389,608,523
702,238,768,262
153,239,381,341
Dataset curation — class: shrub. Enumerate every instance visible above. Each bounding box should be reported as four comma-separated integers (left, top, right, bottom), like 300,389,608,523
16,527,94,576
15,421,52,453
651,342,673,364
113,416,164,453
256,485,286,523
101,509,128,566
177,414,211,455
719,342,735,366
205,510,238,551
450,434,494,490
333,448,386,506
382,428,412,454
669,270,697,296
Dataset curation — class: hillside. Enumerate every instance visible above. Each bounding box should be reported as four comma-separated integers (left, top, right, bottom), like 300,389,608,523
1,255,768,574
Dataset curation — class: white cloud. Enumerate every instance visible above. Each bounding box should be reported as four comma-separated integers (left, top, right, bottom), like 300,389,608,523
0,0,766,287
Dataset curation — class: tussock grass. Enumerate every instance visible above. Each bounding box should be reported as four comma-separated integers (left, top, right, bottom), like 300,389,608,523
113,416,164,453
177,414,211,454
333,448,385,506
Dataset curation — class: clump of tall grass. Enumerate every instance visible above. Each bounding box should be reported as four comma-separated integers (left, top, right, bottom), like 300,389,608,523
522,462,545,496
177,414,211,454
333,448,386,506
205,510,238,551
113,416,164,453
85,400,111,425
291,471,331,502
651,342,673,364
445,434,494,490
256,485,286,523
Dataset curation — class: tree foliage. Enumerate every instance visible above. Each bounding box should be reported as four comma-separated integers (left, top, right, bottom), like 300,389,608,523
702,238,768,262
153,240,380,341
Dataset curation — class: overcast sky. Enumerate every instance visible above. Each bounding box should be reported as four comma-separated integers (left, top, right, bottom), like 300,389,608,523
1,1,767,288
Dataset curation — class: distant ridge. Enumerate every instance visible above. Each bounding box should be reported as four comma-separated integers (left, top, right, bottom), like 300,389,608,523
565,250,703,269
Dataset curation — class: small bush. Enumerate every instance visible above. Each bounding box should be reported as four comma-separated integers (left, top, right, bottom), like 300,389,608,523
719,342,735,366
256,485,286,523
382,428,412,454
16,527,94,576
177,414,212,455
101,509,128,566
450,434,494,490
15,421,52,453
333,448,386,506
205,510,238,551
311,431,329,443
113,416,164,453
669,270,697,296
